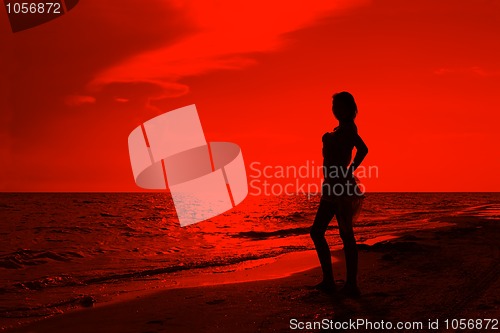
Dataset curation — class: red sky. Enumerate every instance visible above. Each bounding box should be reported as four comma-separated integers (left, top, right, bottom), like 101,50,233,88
1,0,499,192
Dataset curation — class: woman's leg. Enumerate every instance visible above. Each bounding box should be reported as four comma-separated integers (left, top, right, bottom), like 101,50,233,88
310,199,336,287
336,198,359,293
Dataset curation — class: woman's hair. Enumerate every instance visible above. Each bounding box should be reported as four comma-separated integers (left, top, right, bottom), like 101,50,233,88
332,91,357,122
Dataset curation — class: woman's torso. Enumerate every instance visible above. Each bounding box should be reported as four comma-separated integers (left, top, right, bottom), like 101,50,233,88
322,122,357,186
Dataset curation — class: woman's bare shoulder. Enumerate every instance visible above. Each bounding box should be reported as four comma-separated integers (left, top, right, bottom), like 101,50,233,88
322,131,334,142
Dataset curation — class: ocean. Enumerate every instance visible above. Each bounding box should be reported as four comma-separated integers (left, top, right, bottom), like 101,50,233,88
0,192,499,326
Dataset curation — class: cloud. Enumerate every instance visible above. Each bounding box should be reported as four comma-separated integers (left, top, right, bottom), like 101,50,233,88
88,0,367,102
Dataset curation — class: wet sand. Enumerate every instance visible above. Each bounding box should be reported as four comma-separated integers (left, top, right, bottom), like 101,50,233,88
8,217,499,333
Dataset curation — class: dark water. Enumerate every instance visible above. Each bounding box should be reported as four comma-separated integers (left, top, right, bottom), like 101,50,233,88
0,192,498,325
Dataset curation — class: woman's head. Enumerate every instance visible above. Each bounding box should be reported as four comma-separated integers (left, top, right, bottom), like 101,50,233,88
332,91,357,122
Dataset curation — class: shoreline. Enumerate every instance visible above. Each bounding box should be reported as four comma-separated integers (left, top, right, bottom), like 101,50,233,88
0,229,415,329
6,216,499,332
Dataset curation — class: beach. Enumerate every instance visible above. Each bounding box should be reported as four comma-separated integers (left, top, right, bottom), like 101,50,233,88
7,214,499,333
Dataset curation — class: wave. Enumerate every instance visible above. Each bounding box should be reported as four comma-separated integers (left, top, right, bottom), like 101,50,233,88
0,249,84,269
83,252,286,284
10,250,298,292
233,226,335,240
32,226,93,234
13,274,83,290
260,211,308,221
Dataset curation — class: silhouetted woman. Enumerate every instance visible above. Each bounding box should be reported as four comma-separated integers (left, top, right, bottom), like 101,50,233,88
310,92,368,297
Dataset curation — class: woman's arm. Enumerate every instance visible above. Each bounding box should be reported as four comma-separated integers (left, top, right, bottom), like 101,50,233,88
351,134,368,171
